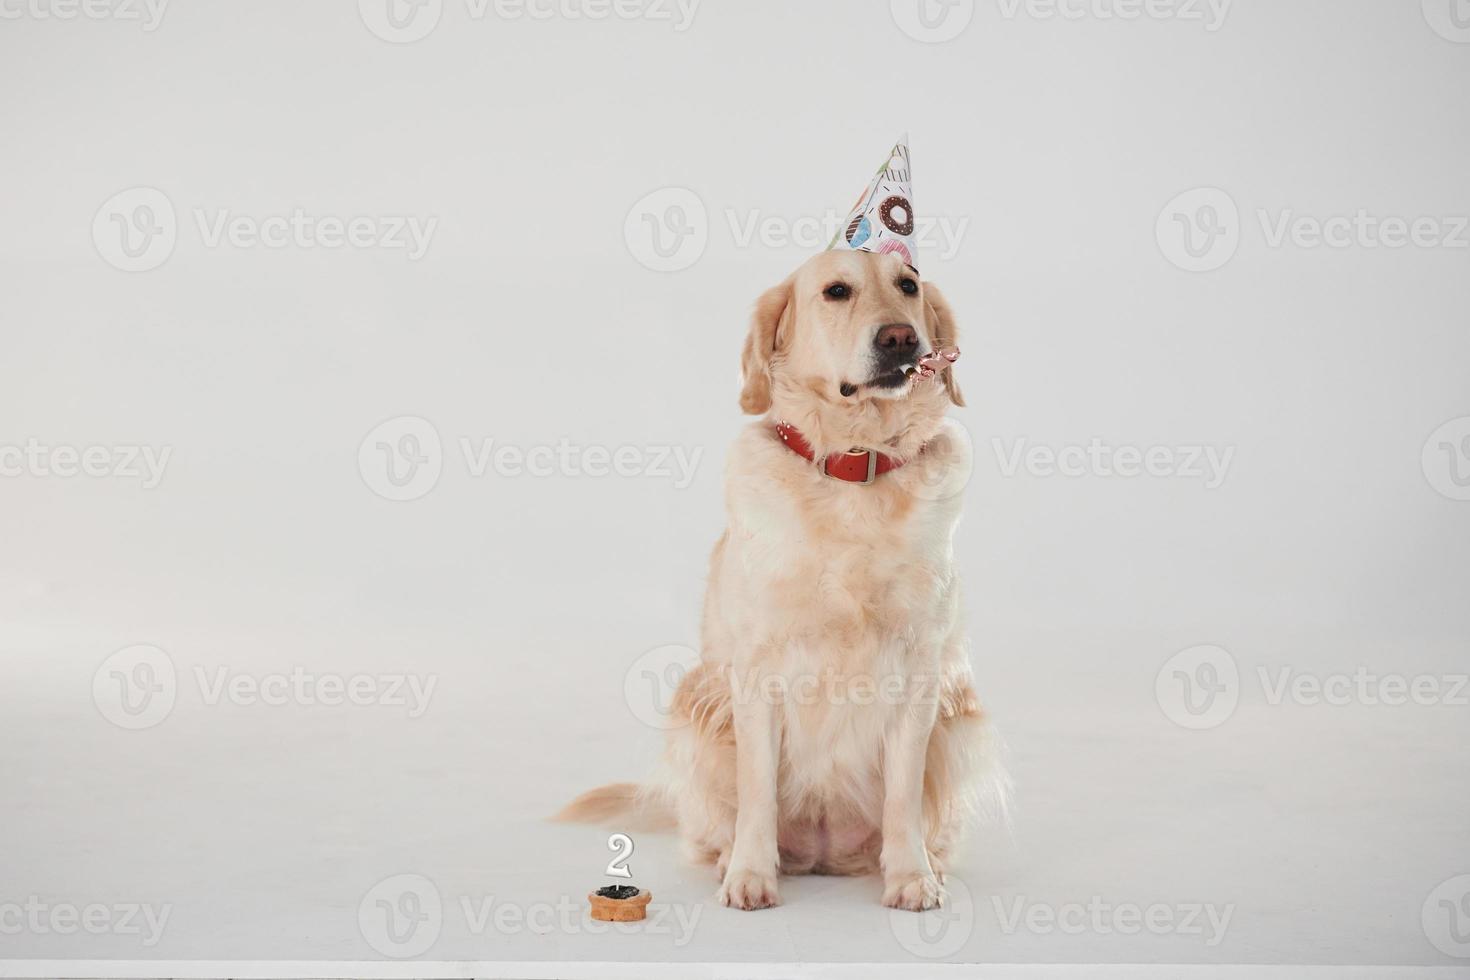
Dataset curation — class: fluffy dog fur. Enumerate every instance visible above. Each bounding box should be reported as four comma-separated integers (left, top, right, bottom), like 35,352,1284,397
560,250,1007,911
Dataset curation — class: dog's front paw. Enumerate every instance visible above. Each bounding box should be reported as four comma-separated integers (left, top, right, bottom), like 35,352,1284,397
882,872,945,912
718,867,780,910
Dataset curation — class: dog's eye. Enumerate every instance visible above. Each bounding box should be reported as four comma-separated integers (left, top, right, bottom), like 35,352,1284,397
899,277,919,296
823,283,851,300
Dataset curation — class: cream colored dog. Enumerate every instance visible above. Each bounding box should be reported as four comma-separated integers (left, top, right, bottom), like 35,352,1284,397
561,249,1006,912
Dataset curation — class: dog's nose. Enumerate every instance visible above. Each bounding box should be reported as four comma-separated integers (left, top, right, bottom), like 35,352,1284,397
874,323,919,354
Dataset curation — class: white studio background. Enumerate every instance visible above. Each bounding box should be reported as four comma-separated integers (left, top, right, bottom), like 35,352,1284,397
1,0,1468,974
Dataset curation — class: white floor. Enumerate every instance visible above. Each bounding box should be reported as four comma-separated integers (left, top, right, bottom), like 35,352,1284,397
1,622,1465,977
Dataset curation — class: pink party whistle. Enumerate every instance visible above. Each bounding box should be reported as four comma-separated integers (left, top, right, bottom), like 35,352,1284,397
913,346,960,379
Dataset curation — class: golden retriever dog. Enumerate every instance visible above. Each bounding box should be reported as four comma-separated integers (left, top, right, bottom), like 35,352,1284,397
560,248,1006,911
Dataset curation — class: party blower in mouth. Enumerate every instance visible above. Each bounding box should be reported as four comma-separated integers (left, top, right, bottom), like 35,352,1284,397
841,347,961,397
912,346,960,379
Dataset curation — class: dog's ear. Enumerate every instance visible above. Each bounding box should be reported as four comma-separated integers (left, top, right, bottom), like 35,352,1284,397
739,276,793,415
923,281,965,408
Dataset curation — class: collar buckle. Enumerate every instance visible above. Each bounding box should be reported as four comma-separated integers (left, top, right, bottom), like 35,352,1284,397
820,448,879,486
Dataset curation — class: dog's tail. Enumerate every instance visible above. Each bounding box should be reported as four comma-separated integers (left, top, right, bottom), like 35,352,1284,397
553,782,677,832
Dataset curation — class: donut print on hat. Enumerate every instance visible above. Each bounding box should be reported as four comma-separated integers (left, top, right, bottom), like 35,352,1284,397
875,236,914,266
829,134,919,271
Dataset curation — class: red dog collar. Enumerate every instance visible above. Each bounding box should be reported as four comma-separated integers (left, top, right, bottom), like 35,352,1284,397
774,422,907,486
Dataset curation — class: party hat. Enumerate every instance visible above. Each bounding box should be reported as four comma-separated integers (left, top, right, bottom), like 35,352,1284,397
829,134,918,269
